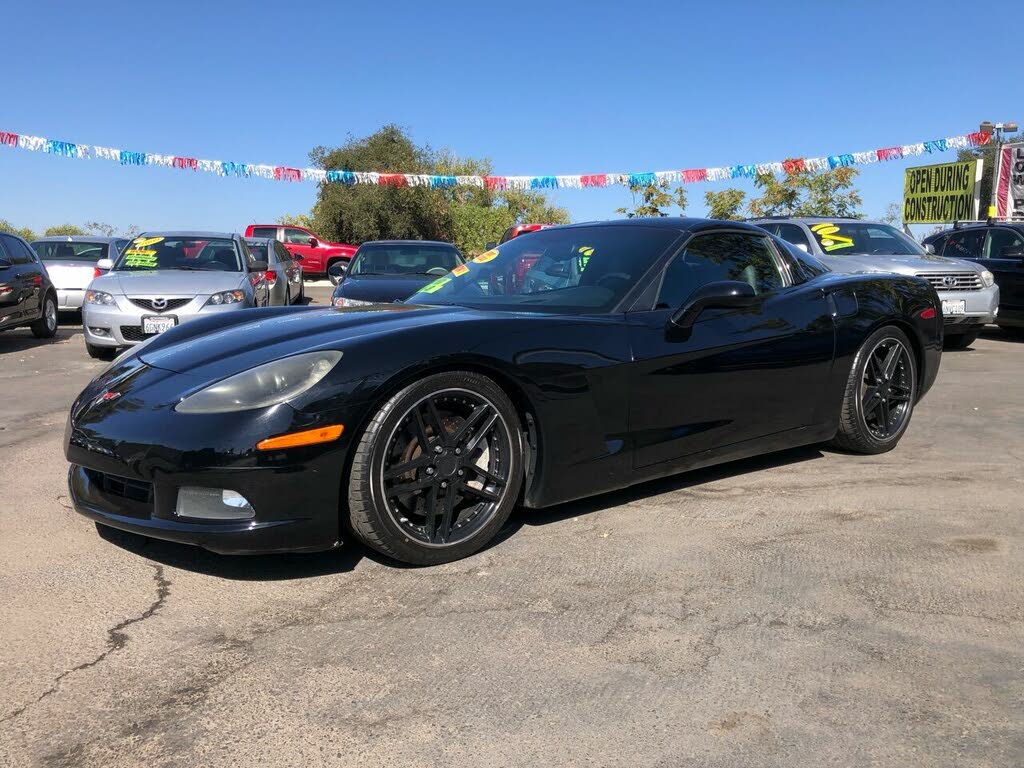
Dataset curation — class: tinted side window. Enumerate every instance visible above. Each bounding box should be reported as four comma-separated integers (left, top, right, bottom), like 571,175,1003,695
0,236,9,260
275,242,291,264
986,228,1024,258
776,223,811,251
2,235,34,264
251,227,278,240
943,230,984,259
658,233,784,309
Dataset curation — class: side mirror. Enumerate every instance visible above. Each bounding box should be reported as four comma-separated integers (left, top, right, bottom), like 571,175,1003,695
96,258,114,270
292,254,304,263
484,241,497,251
328,261,348,285
249,260,269,272
670,281,758,330
308,237,318,248
924,243,937,255
1000,246,1024,259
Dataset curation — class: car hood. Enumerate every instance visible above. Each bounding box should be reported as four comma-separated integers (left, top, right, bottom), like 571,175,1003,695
819,252,983,275
136,303,469,379
333,274,436,302
93,270,247,295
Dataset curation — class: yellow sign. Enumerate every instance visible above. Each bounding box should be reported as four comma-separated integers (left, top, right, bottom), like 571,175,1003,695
473,248,499,264
902,159,982,224
810,223,854,252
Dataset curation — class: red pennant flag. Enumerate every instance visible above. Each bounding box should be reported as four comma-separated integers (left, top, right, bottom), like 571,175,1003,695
580,174,608,187
273,166,302,182
681,168,708,184
875,147,903,162
172,156,198,171
782,158,805,174
0,132,18,147
377,173,408,187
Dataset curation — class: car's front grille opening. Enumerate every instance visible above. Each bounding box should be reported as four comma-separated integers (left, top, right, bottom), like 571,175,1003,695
128,297,191,313
120,326,157,343
84,469,153,504
916,272,983,291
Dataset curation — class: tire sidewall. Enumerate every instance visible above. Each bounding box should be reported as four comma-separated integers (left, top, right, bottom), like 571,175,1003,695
351,372,524,565
850,326,917,450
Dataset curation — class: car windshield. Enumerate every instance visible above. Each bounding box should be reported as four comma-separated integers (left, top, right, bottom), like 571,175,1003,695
32,241,110,261
408,225,681,314
115,237,242,272
349,244,463,277
807,222,924,257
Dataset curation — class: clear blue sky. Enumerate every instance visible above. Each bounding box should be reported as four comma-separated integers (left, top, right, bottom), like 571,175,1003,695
1,0,1018,236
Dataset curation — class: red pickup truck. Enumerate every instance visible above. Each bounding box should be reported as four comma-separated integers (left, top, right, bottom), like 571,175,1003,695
244,224,356,278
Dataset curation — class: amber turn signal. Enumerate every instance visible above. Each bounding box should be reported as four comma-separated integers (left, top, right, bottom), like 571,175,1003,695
256,424,344,451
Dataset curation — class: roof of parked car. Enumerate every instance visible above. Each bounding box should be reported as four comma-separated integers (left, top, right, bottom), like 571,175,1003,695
748,216,871,223
138,231,239,239
31,236,125,243
358,240,459,247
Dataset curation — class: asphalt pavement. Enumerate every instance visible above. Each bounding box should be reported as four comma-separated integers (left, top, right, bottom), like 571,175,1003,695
1,285,1021,767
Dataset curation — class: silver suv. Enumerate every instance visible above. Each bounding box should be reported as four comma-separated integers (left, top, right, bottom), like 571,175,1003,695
752,217,998,349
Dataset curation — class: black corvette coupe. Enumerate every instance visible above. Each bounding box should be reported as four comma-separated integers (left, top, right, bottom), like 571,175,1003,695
65,219,943,565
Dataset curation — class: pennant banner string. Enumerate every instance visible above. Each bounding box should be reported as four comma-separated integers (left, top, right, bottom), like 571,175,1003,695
0,129,991,190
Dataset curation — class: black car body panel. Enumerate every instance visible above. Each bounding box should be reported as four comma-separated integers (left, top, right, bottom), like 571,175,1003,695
0,232,57,332
333,274,438,303
65,219,943,554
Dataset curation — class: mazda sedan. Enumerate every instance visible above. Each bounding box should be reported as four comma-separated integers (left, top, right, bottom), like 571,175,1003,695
66,219,942,565
81,231,269,359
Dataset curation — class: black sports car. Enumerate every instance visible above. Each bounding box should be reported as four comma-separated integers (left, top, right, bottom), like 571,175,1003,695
65,219,943,565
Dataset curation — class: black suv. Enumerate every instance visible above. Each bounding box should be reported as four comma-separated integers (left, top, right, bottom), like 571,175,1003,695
0,232,59,339
923,223,1024,335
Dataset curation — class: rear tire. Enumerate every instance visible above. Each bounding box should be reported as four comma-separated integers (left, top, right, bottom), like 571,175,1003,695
347,371,524,565
86,343,117,361
30,294,58,338
944,331,979,350
830,326,917,455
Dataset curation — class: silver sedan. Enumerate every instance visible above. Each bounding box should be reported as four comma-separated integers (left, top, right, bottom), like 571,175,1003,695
244,237,304,305
31,236,129,311
82,231,269,359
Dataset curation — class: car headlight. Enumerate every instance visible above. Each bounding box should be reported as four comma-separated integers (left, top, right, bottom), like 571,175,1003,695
205,290,246,307
333,297,375,308
85,290,116,306
980,270,995,288
174,351,343,414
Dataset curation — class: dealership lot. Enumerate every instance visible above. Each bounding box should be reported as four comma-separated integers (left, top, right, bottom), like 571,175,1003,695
1,287,1022,767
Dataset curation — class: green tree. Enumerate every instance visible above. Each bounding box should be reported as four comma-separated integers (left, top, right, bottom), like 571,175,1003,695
704,189,747,220
84,221,116,237
44,224,87,237
881,202,902,225
748,166,862,218
308,124,568,255
0,219,37,241
278,212,316,230
616,180,687,218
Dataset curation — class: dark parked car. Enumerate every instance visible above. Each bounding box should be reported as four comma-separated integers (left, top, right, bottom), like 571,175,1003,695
923,222,1024,335
0,231,59,339
244,237,305,306
66,219,941,565
330,240,465,306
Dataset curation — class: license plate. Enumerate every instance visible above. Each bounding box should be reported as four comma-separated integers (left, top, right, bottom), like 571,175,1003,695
941,300,966,316
142,315,177,334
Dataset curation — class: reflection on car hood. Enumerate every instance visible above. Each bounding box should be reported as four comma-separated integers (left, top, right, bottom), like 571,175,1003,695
818,252,983,275
136,303,469,379
333,274,436,303
91,270,247,295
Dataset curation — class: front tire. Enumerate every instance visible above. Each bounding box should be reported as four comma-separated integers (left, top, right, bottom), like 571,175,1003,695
944,331,979,350
347,371,524,565
830,326,917,454
30,293,58,338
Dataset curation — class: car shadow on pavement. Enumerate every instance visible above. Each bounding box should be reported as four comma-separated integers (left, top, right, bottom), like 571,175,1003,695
0,328,81,354
982,327,1024,344
497,445,826,543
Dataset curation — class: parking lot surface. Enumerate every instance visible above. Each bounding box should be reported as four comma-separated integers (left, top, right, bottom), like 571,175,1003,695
1,287,1022,767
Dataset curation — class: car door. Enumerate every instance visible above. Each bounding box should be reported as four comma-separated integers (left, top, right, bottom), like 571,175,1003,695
939,228,985,262
0,234,44,322
626,230,835,468
282,227,321,272
0,236,17,326
240,240,269,307
275,241,301,296
982,227,1024,318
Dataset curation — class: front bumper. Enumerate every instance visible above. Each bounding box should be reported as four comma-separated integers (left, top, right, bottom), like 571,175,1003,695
936,285,999,330
64,361,364,554
83,297,252,348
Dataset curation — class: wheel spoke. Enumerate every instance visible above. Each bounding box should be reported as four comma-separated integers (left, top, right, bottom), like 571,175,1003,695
889,393,911,403
436,486,457,543
388,476,434,496
425,398,449,446
422,484,438,541
465,463,505,487
882,344,902,379
383,454,432,480
459,482,500,502
410,407,432,452
878,397,891,432
449,403,493,447
863,388,882,415
465,412,500,455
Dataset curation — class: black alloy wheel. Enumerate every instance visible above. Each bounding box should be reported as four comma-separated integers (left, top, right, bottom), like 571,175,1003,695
831,326,917,454
348,372,523,565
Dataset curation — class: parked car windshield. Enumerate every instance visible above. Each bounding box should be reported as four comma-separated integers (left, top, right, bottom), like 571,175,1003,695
32,241,111,261
807,222,924,257
408,225,680,314
349,244,463,277
114,237,242,272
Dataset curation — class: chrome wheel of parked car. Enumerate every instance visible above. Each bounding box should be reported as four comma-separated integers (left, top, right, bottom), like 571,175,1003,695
831,326,917,454
348,372,523,565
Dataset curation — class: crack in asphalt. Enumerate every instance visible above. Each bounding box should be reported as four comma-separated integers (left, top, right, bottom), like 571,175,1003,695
0,563,171,726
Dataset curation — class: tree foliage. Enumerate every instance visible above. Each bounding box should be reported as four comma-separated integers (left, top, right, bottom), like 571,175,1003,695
307,125,568,255
704,189,747,220
0,219,37,241
616,180,688,218
881,202,902,225
747,166,862,218
43,224,87,237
